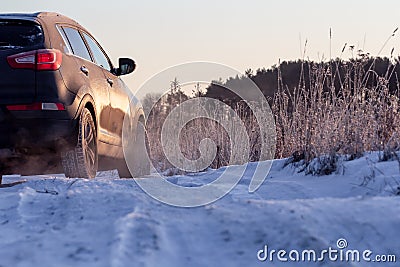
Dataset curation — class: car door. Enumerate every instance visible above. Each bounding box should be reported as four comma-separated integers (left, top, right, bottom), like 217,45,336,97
59,26,111,144
81,32,129,147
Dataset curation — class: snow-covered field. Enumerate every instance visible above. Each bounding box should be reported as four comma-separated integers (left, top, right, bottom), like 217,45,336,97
1,153,400,267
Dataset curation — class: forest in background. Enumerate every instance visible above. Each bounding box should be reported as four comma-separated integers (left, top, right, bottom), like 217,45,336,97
205,57,400,103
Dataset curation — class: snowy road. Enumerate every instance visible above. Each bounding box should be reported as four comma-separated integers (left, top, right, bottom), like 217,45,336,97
1,154,400,267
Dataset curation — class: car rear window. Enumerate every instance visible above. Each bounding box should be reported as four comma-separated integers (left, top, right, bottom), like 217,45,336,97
0,20,43,49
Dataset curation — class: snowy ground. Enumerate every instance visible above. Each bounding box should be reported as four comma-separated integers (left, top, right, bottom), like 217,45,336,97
1,153,400,267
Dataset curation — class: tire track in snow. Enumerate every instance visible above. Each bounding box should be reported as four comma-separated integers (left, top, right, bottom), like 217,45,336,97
111,207,162,267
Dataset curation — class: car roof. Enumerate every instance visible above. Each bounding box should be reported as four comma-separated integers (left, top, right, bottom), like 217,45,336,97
0,12,81,28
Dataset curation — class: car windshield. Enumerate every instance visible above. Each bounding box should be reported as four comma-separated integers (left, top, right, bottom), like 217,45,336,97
0,20,43,49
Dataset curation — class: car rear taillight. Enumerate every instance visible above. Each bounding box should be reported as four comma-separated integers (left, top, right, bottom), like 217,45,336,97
6,102,65,111
7,49,62,71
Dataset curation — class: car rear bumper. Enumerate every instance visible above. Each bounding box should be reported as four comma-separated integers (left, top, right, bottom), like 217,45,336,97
0,110,77,151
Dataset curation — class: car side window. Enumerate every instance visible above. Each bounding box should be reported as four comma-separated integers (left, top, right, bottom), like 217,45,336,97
61,27,92,62
82,32,112,72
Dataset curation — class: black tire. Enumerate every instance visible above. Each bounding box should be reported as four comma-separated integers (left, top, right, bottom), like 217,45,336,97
118,121,150,178
62,108,98,178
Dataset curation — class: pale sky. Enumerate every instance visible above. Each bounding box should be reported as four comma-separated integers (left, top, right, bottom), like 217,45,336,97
2,1,400,98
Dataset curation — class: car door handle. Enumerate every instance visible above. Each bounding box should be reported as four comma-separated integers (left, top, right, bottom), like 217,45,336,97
107,78,114,86
80,66,89,75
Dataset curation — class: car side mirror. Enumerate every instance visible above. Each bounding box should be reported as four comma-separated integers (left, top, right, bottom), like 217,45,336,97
116,58,136,76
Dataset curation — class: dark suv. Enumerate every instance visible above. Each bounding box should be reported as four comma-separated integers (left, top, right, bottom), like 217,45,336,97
0,12,148,179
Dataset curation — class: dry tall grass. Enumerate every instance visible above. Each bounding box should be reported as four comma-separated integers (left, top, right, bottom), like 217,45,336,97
144,56,400,174
274,57,400,166
144,92,266,173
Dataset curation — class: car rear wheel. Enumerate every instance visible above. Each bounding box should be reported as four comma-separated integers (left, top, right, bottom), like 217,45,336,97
62,108,98,178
